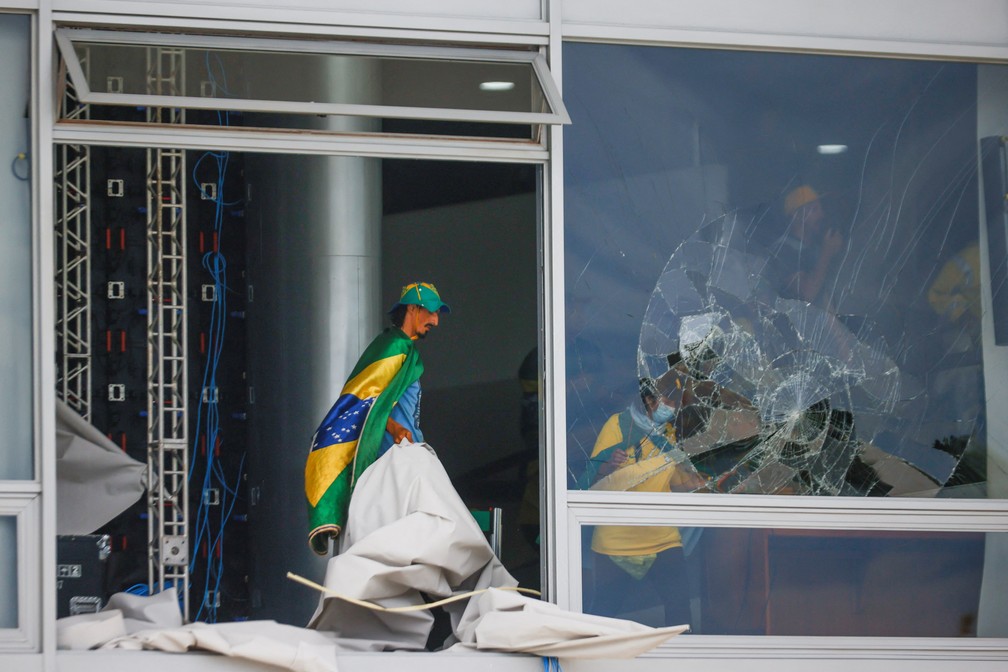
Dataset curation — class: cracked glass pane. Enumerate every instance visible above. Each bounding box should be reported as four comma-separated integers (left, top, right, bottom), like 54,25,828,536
564,43,1006,499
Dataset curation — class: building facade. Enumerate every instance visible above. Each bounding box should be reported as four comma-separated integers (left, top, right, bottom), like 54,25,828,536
2,1,1008,670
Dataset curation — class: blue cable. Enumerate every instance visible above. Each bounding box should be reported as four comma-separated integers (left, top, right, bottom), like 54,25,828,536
124,583,150,596
188,50,250,623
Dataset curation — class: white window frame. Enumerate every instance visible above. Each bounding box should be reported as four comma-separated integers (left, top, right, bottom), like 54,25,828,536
545,15,1008,666
565,494,1008,663
54,27,570,126
0,491,41,652
20,1,1008,668
43,13,563,669
0,8,42,661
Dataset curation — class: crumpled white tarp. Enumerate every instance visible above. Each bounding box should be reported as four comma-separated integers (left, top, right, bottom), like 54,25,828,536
56,441,685,669
58,589,183,650
56,397,146,534
60,593,345,672
306,440,519,650
453,588,688,657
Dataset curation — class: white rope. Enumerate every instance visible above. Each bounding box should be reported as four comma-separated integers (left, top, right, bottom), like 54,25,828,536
286,571,541,613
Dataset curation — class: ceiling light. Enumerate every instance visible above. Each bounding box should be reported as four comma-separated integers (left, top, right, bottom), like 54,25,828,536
480,81,515,92
817,144,848,155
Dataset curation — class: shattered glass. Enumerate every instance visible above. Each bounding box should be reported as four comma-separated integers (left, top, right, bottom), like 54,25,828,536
634,212,982,496
563,43,1004,498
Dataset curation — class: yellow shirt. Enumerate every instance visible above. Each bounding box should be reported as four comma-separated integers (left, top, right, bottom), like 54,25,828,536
928,243,981,322
588,411,683,556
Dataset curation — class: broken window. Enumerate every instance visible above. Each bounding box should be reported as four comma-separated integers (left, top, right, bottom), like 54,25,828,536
563,43,1004,500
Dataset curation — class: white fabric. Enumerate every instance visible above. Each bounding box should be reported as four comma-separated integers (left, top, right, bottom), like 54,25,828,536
56,441,685,667
453,588,688,657
105,589,184,633
56,397,146,534
307,441,518,650
57,590,182,650
308,442,686,656
57,609,128,651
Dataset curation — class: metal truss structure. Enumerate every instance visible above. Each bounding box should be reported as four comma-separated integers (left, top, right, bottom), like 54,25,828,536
54,51,92,420
145,46,190,618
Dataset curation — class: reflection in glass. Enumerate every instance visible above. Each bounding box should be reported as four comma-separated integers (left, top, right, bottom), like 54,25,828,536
0,13,33,480
74,42,536,112
564,42,1003,497
582,525,998,637
0,516,17,628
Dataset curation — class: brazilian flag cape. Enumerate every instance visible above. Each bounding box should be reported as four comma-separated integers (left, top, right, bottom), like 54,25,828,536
305,328,423,554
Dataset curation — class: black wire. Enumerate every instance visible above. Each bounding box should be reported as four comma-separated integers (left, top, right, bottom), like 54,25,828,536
10,152,29,181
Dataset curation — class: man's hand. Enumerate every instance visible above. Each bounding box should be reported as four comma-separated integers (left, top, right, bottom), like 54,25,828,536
822,227,844,258
598,448,628,477
386,417,413,444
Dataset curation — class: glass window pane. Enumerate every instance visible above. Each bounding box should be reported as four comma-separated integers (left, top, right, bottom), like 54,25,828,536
582,525,1006,637
0,13,33,481
0,515,17,629
564,42,1006,498
56,29,567,134
78,44,536,111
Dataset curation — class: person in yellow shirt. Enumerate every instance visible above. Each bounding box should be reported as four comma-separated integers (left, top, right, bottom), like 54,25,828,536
580,366,709,628
927,242,982,326
772,185,845,307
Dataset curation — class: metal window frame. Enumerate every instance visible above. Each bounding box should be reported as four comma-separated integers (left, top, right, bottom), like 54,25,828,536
545,29,1008,663
566,491,1008,589
32,2,1008,666
0,8,42,660
54,27,570,126
566,492,1008,655
0,491,41,652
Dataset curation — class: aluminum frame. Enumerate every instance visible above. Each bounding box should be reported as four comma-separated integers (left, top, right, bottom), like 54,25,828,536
54,27,570,126
29,2,1008,667
51,123,550,163
565,492,1008,657
0,491,41,652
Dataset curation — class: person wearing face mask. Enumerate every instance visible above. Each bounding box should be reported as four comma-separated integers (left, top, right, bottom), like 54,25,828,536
579,365,709,628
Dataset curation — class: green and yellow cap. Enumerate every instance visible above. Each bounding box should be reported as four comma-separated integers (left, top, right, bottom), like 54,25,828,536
389,281,451,314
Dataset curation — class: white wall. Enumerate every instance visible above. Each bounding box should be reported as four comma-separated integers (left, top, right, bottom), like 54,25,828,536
562,0,1008,59
0,14,33,482
49,0,545,32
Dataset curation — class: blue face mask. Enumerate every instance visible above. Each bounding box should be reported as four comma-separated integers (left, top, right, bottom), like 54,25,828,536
651,402,675,426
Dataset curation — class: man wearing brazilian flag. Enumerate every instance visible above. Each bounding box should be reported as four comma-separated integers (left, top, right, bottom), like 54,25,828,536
305,282,450,555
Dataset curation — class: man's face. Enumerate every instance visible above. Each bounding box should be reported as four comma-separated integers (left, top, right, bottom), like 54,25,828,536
407,305,440,339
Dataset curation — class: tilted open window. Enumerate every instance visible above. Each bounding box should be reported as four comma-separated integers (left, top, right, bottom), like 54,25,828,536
55,27,568,146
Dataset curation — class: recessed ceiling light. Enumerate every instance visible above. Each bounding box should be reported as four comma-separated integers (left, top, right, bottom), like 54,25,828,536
480,81,515,91
817,144,848,155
